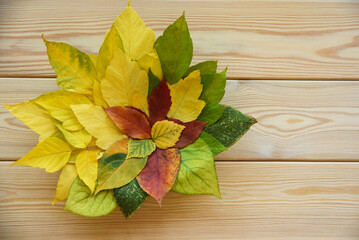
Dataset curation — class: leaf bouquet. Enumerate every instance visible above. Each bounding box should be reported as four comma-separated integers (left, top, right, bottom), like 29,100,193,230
4,2,256,218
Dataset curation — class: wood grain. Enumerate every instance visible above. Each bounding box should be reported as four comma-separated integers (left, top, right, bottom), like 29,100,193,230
1,161,359,239
1,78,359,161
1,0,359,79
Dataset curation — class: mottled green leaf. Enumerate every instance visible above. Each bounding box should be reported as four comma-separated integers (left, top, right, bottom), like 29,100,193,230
204,105,256,147
185,60,217,77
95,153,147,194
171,138,221,198
113,179,148,219
155,14,193,84
64,177,116,217
127,139,156,159
197,104,224,126
199,132,227,156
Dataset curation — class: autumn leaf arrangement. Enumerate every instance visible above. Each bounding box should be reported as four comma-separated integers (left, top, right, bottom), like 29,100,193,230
4,3,256,218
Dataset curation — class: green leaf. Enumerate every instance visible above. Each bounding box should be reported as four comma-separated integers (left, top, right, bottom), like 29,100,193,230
148,69,161,97
95,153,147,194
204,105,256,147
42,37,97,94
64,177,116,217
155,14,193,84
199,132,227,156
171,137,221,198
185,60,217,77
127,139,156,159
197,104,224,126
200,69,227,106
113,179,148,219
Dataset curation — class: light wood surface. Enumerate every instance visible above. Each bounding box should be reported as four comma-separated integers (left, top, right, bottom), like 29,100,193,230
1,0,359,79
1,161,359,240
1,0,359,239
1,78,359,161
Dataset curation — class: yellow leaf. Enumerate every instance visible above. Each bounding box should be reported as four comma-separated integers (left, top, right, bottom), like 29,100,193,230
4,101,57,141
92,80,108,107
11,137,72,173
138,48,163,80
87,54,98,67
67,151,80,164
54,122,92,149
75,148,101,193
151,120,185,149
101,49,148,107
71,104,126,150
97,24,124,81
94,24,124,107
42,36,97,94
167,70,206,122
131,91,149,116
114,3,155,60
36,90,92,131
52,163,78,205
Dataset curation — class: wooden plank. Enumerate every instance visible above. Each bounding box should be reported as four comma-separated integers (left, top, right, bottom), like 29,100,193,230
1,0,359,79
1,161,359,239
1,78,359,161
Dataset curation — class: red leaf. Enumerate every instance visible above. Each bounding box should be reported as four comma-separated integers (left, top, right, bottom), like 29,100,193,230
148,79,171,126
137,148,180,204
168,119,207,148
104,106,151,139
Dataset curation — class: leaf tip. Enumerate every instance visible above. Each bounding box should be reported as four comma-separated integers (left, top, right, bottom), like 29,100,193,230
9,161,17,167
41,34,48,43
251,116,257,125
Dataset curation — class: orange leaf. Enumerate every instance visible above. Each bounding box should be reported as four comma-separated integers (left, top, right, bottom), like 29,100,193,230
104,106,151,139
105,138,129,155
137,148,180,204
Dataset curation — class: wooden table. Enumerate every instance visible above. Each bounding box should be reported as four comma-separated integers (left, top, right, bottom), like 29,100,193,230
1,0,359,239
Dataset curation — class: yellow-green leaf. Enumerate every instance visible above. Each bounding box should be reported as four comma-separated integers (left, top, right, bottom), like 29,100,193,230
131,91,149,116
54,121,92,149
127,139,156,159
114,3,155,60
138,48,163,80
95,153,147,194
71,104,126,150
101,49,148,107
4,101,57,141
52,163,78,205
151,120,185,149
75,148,100,193
42,37,97,94
36,90,92,131
167,70,206,122
64,177,116,217
11,137,72,172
